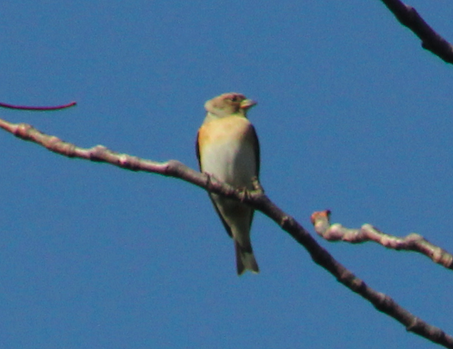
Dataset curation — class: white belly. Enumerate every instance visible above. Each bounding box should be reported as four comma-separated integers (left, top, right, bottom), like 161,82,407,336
201,137,256,189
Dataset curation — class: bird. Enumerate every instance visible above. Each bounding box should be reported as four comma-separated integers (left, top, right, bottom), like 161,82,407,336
196,92,260,275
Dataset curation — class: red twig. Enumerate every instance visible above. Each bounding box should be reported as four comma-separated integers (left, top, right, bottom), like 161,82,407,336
0,101,77,111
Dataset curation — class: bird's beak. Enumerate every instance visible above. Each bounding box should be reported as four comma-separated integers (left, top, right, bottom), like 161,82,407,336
240,99,257,110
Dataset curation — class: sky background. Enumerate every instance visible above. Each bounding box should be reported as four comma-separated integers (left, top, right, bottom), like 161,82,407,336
0,1,452,348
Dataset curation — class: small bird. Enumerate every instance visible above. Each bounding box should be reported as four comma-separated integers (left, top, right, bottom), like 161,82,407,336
196,92,260,275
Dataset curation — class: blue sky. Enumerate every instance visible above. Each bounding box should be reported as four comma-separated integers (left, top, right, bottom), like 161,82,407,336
1,1,452,348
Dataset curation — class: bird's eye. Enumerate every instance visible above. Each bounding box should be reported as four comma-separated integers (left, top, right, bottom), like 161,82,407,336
230,96,239,102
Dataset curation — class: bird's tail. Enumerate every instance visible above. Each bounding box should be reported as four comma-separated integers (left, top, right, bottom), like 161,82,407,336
235,240,259,275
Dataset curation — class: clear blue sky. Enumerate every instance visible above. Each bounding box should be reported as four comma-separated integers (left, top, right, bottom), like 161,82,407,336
1,1,452,348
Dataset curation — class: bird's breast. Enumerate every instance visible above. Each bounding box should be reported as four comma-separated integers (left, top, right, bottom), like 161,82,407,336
198,116,257,187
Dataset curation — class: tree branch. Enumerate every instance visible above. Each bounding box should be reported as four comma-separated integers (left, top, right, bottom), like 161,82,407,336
380,0,453,64
312,210,453,271
1,117,453,348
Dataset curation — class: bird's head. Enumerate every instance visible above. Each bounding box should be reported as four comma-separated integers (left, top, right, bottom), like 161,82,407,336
204,92,256,119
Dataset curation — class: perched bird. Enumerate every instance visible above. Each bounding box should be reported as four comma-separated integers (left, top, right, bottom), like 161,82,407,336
196,92,260,275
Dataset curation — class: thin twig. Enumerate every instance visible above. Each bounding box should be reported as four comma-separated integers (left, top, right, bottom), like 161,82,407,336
311,210,453,270
0,101,77,111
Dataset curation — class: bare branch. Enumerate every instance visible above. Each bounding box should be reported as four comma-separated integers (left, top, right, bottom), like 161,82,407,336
311,210,453,271
380,0,453,64
1,117,453,348
0,101,77,111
